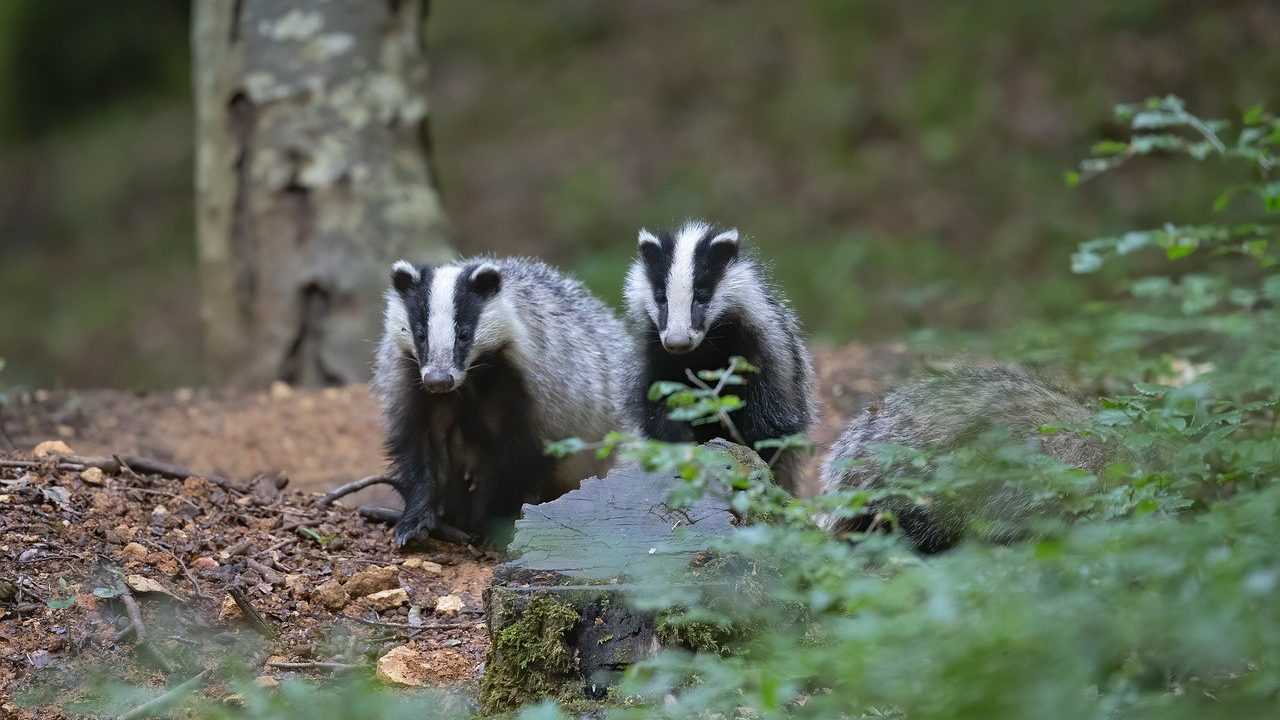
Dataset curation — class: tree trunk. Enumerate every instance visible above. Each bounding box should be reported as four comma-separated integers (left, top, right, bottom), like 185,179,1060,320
193,0,451,387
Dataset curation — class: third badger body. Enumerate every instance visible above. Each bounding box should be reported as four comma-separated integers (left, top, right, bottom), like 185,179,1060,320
819,365,1106,552
373,256,632,546
624,220,818,493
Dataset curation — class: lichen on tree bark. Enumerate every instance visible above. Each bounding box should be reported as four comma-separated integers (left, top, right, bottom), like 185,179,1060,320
194,0,451,386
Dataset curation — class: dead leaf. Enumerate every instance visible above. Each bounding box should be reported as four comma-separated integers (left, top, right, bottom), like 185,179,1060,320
80,467,105,486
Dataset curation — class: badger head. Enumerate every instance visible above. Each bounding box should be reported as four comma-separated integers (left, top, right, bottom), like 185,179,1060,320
625,221,741,354
385,259,506,393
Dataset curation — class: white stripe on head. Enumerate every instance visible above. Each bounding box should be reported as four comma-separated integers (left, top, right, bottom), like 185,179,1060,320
667,221,708,336
427,265,462,370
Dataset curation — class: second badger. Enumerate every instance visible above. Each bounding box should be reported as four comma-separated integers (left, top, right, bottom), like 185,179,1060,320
624,221,818,492
373,257,631,546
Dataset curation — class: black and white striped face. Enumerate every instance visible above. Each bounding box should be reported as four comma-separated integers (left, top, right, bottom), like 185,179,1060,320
385,259,506,393
626,222,740,354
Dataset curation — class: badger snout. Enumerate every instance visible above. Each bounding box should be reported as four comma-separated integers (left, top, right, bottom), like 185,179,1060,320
661,329,703,355
421,366,461,393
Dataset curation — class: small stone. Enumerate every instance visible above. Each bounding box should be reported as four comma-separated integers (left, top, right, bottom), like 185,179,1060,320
80,467,105,486
363,588,409,612
401,557,443,575
375,645,428,687
219,594,243,622
32,440,73,458
126,575,175,596
192,556,220,571
174,387,195,403
269,381,293,400
152,505,170,518
343,565,398,598
434,594,465,617
313,579,349,611
254,675,280,690
121,542,148,561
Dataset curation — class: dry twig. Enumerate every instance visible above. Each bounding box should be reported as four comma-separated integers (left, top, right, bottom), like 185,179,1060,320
320,474,391,506
228,586,276,639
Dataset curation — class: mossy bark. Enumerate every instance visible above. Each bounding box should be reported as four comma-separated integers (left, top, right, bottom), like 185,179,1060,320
480,595,582,715
192,0,451,386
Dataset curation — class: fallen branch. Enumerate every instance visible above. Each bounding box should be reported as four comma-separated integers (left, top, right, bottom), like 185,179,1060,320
321,474,392,506
115,582,174,674
228,586,276,639
344,615,474,632
115,582,148,644
116,668,212,720
357,505,474,545
0,453,238,490
266,661,361,672
245,558,284,585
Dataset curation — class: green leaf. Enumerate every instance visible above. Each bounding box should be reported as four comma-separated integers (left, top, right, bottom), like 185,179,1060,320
1134,383,1166,397
47,596,76,610
1063,170,1081,187
1090,140,1128,157
1262,275,1280,301
93,586,123,599
545,438,586,458
1071,250,1103,274
1243,104,1265,126
648,381,689,402
1164,234,1199,260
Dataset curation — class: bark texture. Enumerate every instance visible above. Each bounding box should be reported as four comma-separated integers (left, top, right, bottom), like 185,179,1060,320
194,0,450,386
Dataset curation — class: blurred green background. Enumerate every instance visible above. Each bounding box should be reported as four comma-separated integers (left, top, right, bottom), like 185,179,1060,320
0,0,1276,389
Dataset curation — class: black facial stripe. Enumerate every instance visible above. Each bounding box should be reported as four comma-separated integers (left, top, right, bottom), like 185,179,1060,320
640,232,676,329
690,225,736,330
452,263,491,368
402,265,434,360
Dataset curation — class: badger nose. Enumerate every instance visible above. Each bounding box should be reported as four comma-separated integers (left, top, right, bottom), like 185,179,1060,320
421,367,457,393
662,332,696,355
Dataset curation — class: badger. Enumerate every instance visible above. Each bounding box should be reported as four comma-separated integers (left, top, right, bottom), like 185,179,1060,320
623,220,818,493
373,256,631,546
818,365,1106,552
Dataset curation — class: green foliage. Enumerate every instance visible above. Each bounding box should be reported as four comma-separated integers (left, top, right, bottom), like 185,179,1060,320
544,98,1280,719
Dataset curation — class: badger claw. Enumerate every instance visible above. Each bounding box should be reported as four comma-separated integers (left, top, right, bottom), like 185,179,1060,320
394,506,439,547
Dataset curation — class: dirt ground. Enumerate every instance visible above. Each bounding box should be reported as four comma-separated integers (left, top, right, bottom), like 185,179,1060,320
0,342,916,717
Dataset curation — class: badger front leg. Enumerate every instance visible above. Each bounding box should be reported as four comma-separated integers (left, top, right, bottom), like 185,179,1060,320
385,422,439,547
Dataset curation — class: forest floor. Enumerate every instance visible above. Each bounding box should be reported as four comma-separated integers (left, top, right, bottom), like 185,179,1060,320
0,342,916,718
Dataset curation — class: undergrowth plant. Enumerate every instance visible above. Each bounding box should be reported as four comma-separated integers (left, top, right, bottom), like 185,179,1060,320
544,97,1280,720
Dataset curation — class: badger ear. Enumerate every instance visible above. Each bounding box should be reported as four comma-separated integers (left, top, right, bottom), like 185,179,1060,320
637,229,663,265
707,228,740,263
391,260,420,293
469,263,502,298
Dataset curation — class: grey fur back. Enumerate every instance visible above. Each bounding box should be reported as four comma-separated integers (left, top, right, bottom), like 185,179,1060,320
819,365,1105,550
